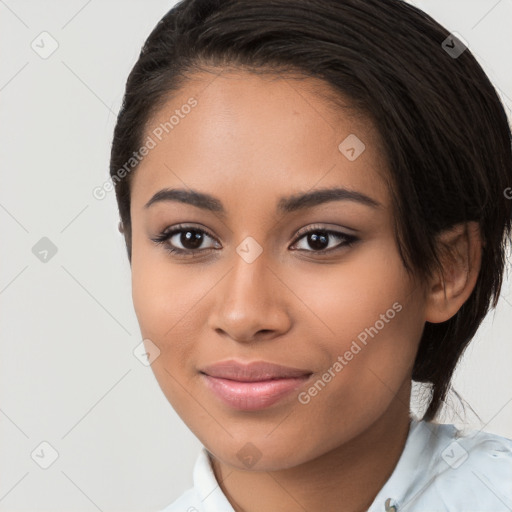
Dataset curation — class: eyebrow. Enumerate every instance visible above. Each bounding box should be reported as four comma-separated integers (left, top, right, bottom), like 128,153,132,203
144,186,382,215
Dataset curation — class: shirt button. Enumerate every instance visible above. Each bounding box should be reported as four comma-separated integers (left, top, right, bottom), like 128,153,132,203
385,497,398,511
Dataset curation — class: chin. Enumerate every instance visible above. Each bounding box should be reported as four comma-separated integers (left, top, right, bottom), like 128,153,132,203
202,432,320,472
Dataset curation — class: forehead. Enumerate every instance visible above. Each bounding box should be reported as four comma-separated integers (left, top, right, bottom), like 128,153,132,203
131,70,390,214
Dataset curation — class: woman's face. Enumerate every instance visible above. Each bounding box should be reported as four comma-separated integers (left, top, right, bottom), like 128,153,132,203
129,70,428,470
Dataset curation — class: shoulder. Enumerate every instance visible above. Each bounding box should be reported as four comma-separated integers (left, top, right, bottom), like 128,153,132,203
369,419,512,512
416,420,512,510
430,420,512,473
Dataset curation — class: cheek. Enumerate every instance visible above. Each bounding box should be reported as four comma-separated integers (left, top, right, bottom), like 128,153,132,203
130,239,185,354
130,242,218,374
131,267,199,352
286,240,417,343
131,258,169,340
289,242,423,404
130,253,203,410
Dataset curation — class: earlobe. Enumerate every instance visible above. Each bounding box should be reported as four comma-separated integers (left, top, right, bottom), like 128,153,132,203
425,221,482,324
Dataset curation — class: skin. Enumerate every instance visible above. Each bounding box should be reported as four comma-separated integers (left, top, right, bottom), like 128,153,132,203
128,70,482,512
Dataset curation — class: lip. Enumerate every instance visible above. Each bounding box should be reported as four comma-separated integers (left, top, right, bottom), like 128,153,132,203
200,359,312,381
199,359,313,411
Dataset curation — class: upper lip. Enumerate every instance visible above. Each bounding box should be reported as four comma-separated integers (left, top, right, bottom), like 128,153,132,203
199,359,313,382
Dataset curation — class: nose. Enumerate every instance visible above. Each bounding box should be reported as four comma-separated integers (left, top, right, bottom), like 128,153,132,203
207,247,292,344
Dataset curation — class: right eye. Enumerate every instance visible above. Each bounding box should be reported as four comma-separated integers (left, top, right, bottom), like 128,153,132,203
151,224,221,257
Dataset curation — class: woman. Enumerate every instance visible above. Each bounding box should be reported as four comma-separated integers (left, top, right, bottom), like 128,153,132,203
109,0,512,510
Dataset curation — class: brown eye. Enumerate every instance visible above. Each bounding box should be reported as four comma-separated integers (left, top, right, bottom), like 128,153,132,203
305,231,330,251
151,224,220,256
175,229,206,250
291,228,358,254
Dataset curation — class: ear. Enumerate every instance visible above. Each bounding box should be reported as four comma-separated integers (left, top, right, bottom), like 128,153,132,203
424,221,483,324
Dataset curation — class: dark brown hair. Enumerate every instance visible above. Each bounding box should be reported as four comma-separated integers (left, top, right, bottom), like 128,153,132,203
110,0,512,420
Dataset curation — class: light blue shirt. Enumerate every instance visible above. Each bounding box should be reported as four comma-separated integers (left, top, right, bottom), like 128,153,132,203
161,418,512,511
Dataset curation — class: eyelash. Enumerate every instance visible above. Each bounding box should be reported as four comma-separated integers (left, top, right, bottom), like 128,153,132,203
151,223,358,258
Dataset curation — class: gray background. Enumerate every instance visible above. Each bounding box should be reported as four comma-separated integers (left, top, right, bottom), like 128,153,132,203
1,0,511,510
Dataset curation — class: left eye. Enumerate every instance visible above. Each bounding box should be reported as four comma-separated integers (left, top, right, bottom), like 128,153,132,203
291,229,358,253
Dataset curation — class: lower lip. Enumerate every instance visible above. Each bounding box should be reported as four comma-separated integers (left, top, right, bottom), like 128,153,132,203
201,374,311,410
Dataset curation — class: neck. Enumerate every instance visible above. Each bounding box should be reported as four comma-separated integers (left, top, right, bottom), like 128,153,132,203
211,384,413,512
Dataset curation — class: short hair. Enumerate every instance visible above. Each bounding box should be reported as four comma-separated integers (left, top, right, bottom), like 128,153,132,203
109,0,512,421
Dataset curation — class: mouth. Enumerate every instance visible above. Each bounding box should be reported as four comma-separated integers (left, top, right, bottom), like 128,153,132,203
199,359,313,410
